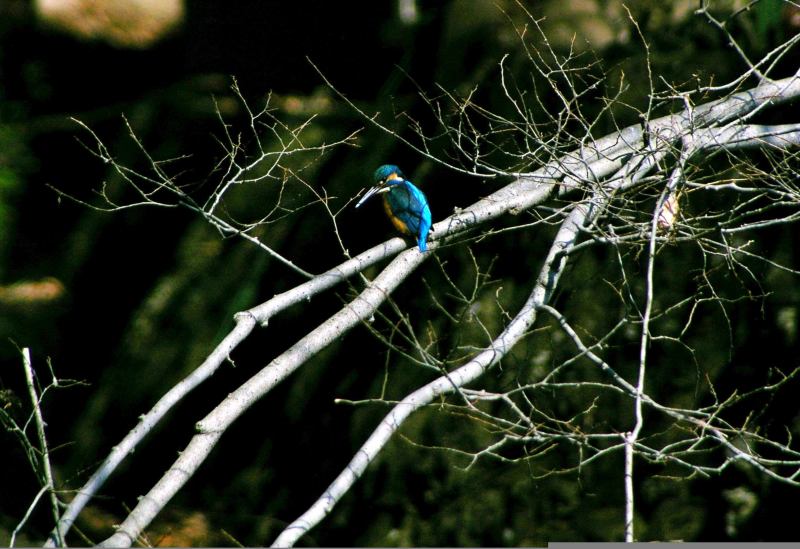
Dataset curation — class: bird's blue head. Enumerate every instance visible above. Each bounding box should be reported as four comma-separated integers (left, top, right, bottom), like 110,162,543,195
373,164,404,185
356,164,406,208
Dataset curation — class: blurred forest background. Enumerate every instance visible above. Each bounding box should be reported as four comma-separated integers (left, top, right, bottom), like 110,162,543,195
2,0,800,546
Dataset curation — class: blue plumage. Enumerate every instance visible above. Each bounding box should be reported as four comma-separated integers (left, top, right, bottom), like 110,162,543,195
355,164,432,252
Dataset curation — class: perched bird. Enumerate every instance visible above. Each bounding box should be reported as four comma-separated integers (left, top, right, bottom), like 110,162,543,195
356,164,432,252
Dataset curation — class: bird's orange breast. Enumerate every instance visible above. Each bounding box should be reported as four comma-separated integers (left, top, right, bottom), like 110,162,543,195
383,195,411,235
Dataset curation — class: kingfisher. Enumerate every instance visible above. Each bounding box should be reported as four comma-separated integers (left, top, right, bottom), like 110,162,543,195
356,164,432,252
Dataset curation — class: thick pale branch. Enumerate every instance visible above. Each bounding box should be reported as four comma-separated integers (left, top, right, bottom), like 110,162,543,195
58,70,800,547
270,71,800,547
99,249,429,547
46,314,257,546
693,123,800,150
271,191,609,547
50,166,554,546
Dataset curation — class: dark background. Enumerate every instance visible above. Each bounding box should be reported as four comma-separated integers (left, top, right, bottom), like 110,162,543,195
1,0,799,545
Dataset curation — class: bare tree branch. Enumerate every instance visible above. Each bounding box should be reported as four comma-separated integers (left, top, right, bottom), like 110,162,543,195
41,8,800,545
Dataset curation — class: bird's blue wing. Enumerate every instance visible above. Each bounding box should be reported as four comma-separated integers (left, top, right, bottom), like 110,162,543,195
387,182,427,232
387,181,432,250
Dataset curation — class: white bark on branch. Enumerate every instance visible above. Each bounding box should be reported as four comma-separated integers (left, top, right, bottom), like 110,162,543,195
99,249,430,547
18,349,61,548
271,72,800,546
272,188,609,548
49,70,800,547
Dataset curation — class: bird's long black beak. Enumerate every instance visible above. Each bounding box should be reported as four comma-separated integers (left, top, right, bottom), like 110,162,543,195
355,184,389,208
